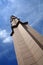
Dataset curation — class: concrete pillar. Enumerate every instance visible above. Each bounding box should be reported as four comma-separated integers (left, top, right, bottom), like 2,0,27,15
10,15,43,65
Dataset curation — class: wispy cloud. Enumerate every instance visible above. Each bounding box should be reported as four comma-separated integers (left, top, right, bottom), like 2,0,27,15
0,0,43,22
0,29,12,43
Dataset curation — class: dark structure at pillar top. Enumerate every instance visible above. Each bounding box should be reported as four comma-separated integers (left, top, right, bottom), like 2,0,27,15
10,15,28,36
10,15,20,22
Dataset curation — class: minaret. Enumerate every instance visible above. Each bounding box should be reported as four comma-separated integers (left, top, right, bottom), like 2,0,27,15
10,15,43,65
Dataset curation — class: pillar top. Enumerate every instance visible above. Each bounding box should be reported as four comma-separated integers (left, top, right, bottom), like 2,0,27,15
11,15,17,19
10,15,20,22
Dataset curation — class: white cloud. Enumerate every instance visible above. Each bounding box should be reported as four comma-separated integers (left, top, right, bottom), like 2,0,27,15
3,37,12,43
0,30,8,38
0,29,12,43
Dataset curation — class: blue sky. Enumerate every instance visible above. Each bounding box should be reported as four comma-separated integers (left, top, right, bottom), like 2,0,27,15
0,0,43,65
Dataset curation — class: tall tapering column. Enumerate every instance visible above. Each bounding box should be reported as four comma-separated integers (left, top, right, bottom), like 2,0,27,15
10,15,43,65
